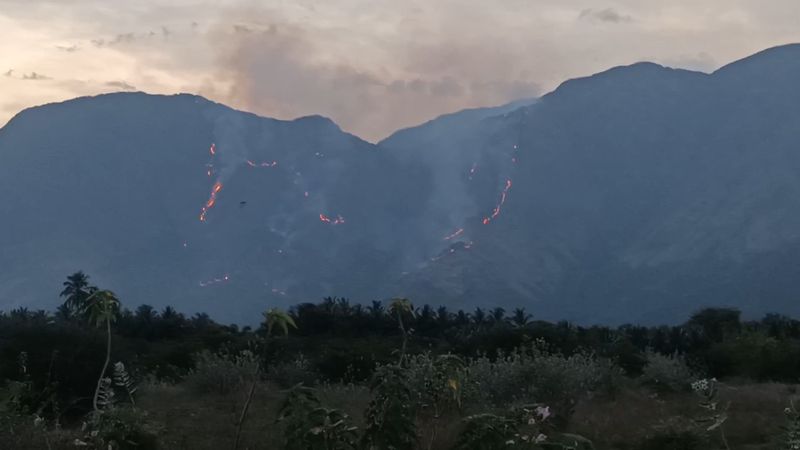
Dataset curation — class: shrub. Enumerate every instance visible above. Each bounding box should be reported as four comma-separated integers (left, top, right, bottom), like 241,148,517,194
184,349,258,395
640,351,697,393
277,384,359,450
83,407,161,450
464,341,615,424
267,353,318,388
362,364,417,450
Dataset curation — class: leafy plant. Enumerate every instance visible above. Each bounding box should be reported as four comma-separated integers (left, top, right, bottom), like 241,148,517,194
781,401,800,450
362,364,417,450
277,384,359,450
113,361,138,405
81,406,160,450
184,349,259,395
641,351,697,393
690,378,730,450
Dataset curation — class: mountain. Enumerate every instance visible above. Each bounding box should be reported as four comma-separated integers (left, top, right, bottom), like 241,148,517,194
3,44,800,324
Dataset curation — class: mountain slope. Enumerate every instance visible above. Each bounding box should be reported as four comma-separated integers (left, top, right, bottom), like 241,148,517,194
3,45,800,324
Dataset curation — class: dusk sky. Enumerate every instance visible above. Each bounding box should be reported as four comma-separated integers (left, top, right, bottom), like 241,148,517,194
2,0,800,141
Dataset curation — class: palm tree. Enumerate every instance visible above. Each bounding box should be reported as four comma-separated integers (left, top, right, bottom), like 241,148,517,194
472,308,486,326
368,300,385,318
60,271,97,317
263,308,297,337
490,307,506,324
436,306,450,324
82,289,120,412
389,298,414,365
511,308,532,328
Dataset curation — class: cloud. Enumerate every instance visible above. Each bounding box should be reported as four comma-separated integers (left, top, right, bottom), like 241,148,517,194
660,52,718,72
56,44,79,52
22,72,50,80
579,8,633,23
105,80,137,90
3,69,12,77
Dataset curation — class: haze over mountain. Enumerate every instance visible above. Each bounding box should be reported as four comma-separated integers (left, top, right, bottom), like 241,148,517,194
3,44,800,324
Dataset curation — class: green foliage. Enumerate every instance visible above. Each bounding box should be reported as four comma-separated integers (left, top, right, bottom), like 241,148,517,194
268,354,319,388
640,351,697,393
782,401,800,450
456,413,520,449
184,349,259,395
455,404,590,449
405,353,467,414
465,341,614,424
83,407,160,450
277,384,359,450
362,365,417,450
265,308,298,337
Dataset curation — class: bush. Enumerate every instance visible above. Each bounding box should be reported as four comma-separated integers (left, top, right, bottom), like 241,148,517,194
640,351,697,393
267,354,318,388
277,385,359,450
184,349,258,395
82,407,161,450
464,341,616,424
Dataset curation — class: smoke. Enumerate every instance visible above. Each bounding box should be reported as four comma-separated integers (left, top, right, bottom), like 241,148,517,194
210,19,541,141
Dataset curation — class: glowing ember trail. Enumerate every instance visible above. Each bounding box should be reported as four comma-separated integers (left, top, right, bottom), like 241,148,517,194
482,179,512,225
443,228,464,240
468,163,478,180
199,274,229,287
209,143,216,156
246,160,278,168
199,181,223,222
319,213,346,225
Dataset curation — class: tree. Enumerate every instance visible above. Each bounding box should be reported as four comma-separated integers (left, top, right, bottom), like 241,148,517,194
82,289,120,412
510,308,532,328
688,308,742,344
59,271,97,318
489,307,506,324
369,300,385,318
264,308,297,337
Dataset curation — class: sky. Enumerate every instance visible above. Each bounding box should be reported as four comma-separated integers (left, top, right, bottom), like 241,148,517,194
1,1,800,142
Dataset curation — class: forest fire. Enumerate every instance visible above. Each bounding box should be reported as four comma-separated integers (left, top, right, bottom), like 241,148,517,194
443,228,464,240
199,181,223,222
482,179,512,225
246,160,278,168
319,213,345,225
199,274,229,287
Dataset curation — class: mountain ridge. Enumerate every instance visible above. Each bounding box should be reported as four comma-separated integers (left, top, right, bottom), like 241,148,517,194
3,44,800,324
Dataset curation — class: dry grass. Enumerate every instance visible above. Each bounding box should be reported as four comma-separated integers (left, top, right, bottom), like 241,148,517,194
138,381,285,450
130,380,800,449
569,382,797,449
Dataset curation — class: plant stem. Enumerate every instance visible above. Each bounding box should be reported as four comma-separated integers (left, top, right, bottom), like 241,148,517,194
233,367,259,450
92,318,112,412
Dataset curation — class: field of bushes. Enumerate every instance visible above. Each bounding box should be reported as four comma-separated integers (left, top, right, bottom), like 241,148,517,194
3,272,800,449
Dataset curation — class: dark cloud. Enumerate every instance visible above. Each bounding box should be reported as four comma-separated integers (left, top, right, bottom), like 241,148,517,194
22,72,51,80
56,44,79,52
3,69,12,77
579,8,633,23
106,80,136,90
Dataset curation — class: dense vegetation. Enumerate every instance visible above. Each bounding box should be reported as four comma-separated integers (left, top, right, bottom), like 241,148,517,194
2,272,800,449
